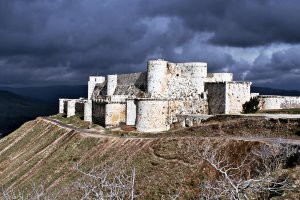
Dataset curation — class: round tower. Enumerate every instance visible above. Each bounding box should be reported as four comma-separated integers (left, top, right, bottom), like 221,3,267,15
147,59,168,97
136,99,169,132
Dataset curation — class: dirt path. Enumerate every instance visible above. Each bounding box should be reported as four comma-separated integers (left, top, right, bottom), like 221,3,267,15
41,117,300,146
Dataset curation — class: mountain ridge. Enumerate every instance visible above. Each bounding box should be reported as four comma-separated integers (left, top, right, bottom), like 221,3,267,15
251,86,300,96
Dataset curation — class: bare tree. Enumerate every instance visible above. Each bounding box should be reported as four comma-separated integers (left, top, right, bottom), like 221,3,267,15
74,163,137,200
191,141,298,200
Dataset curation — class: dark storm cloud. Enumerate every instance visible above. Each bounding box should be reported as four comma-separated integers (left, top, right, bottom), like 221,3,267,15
0,0,299,89
0,0,199,86
244,46,300,90
142,0,300,47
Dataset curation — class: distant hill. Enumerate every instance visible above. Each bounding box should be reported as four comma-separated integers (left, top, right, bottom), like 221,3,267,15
0,90,56,136
0,85,87,136
251,86,300,96
0,85,87,103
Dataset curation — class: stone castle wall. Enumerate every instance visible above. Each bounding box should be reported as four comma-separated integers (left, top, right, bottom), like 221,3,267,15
259,96,300,110
167,99,208,124
167,62,207,99
75,102,85,118
84,100,92,122
59,99,68,115
105,103,126,127
126,100,137,126
59,59,258,133
134,98,208,132
59,99,87,118
92,102,106,125
205,82,251,114
136,99,169,132
205,83,226,114
88,76,105,100
226,82,251,114
107,75,118,96
206,73,233,82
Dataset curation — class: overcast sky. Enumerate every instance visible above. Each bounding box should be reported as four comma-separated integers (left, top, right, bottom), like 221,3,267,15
0,0,300,90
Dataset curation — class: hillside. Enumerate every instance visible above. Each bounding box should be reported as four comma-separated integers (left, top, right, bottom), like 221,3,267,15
0,116,300,199
0,90,56,136
0,85,87,137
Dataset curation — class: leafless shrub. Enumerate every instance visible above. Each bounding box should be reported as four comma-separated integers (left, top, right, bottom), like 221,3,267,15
1,164,136,200
74,163,137,200
1,183,58,200
160,188,182,200
189,141,298,200
252,141,299,172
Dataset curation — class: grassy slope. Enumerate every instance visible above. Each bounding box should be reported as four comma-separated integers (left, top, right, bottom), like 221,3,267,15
0,118,299,199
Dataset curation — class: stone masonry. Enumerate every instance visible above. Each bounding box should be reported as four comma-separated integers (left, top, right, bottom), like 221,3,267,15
58,59,300,133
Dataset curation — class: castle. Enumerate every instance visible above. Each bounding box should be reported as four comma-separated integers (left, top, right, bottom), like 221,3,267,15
59,59,300,132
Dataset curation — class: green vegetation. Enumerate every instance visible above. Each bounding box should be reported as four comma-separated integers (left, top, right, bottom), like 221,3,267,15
242,97,260,113
50,114,90,129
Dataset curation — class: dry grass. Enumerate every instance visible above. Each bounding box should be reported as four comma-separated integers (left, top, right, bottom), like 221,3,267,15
0,118,299,199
